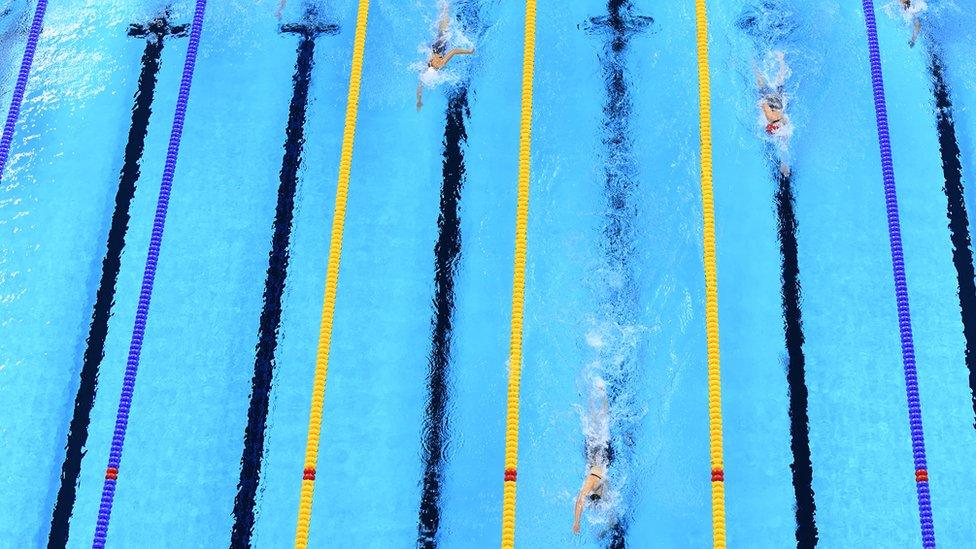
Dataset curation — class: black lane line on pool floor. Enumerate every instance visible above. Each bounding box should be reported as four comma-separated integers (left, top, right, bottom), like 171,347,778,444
230,10,338,548
414,4,485,545
735,5,816,543
927,48,976,428
47,12,187,548
773,169,817,548
584,2,652,547
415,4,482,545
416,85,469,549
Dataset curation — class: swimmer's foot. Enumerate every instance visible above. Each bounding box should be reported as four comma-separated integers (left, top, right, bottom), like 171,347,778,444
780,162,791,177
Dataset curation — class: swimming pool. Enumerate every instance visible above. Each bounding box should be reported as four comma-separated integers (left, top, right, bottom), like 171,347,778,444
1,0,975,547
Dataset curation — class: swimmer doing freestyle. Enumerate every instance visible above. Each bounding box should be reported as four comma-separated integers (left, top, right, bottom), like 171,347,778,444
899,0,926,48
756,50,792,177
416,5,475,111
573,378,611,535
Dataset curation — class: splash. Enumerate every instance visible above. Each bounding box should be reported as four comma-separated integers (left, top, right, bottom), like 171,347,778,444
757,50,792,91
883,0,928,23
411,1,475,89
736,0,800,46
576,319,648,532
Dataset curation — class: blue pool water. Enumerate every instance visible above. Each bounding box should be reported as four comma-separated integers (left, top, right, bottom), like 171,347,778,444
1,0,975,547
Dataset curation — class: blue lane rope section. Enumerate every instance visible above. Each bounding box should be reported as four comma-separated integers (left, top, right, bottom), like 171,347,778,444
91,1,208,547
0,0,48,180
860,2,935,546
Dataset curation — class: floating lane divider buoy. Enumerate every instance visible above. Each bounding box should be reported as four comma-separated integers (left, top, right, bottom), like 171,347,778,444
49,10,188,547
0,0,47,179
692,0,727,546
860,1,936,546
90,2,208,547
292,0,369,547
500,0,537,547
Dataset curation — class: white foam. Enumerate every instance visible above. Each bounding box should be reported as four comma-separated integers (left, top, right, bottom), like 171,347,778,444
413,0,476,89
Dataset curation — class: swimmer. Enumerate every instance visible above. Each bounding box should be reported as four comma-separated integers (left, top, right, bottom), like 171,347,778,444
416,7,475,111
275,0,286,20
899,0,925,47
573,379,611,535
755,50,792,177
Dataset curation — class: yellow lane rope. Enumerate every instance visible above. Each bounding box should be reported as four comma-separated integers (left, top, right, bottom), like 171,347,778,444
693,0,727,546
501,0,537,547
293,1,369,547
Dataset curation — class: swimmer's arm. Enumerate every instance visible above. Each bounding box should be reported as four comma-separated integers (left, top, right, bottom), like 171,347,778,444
441,48,475,67
572,475,596,534
275,0,286,20
416,82,424,111
573,492,585,534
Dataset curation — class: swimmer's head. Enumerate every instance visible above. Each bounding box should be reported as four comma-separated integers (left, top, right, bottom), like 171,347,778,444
419,66,439,86
588,475,606,502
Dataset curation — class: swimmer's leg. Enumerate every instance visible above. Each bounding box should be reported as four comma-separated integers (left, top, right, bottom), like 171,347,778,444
754,62,769,89
773,50,789,87
778,142,791,177
910,18,921,47
605,440,616,465
438,1,451,34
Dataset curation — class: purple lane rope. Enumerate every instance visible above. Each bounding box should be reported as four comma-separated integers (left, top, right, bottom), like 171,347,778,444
860,1,935,546
0,0,48,180
91,1,208,547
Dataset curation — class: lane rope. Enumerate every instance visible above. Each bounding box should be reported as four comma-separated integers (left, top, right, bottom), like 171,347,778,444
292,1,369,546
91,1,208,547
0,0,48,179
860,2,936,546
692,0,727,546
500,0,536,547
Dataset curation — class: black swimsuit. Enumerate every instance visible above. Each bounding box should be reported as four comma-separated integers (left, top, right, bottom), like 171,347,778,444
432,36,447,56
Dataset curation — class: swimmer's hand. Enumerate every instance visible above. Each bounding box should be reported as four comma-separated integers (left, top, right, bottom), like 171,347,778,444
416,98,423,112
573,520,581,535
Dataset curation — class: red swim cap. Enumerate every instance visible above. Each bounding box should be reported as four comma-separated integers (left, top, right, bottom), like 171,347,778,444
765,123,778,135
